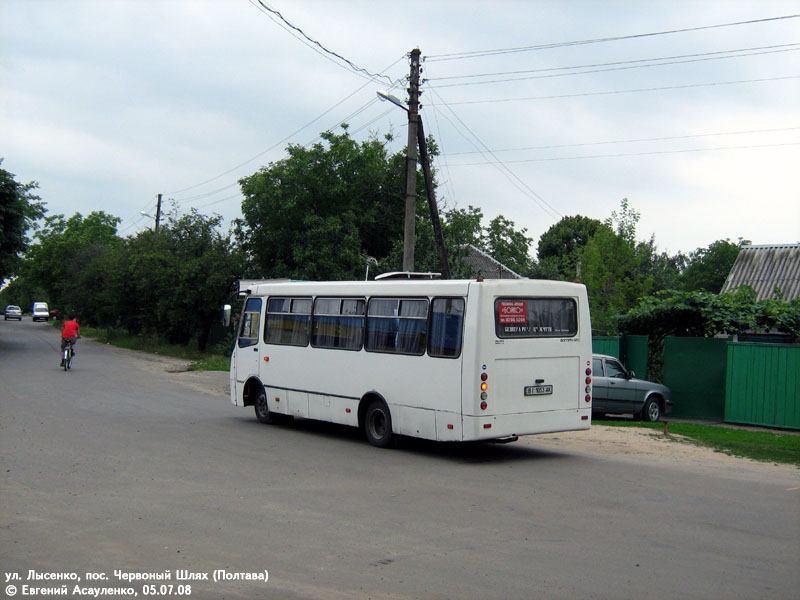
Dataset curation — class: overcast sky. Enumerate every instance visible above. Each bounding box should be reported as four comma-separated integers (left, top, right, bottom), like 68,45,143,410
2,0,799,259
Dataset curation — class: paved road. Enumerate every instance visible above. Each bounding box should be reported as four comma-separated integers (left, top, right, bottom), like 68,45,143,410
1,319,798,599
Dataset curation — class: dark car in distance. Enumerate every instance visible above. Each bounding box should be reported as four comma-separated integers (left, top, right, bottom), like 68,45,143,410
592,354,672,422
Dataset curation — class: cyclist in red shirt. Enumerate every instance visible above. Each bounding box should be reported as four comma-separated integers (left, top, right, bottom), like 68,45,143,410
61,314,80,365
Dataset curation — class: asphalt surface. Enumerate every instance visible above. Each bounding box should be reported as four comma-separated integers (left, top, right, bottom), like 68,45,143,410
1,318,798,599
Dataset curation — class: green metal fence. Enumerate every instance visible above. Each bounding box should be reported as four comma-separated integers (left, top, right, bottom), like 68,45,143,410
725,343,800,430
592,335,649,377
592,336,621,358
663,337,729,420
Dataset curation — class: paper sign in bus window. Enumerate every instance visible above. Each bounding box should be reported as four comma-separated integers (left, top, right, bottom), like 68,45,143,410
498,300,527,324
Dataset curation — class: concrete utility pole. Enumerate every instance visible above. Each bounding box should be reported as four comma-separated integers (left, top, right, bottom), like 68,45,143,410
154,193,162,234
402,48,421,272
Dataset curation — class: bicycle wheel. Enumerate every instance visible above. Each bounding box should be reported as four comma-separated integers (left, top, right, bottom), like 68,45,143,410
63,347,71,371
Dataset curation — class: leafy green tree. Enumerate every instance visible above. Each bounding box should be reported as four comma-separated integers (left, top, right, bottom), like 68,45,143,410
23,211,121,315
535,215,602,280
120,210,242,350
484,215,532,275
577,199,687,334
239,129,407,280
681,239,746,293
0,161,45,282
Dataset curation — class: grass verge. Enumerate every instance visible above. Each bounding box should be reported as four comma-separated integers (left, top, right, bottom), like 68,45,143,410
603,420,800,466
70,324,230,371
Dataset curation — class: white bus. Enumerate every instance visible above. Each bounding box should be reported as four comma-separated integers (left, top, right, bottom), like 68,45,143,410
227,276,593,447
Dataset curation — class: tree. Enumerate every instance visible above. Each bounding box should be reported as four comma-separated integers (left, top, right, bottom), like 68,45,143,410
535,215,602,280
681,239,745,293
239,129,407,280
120,209,242,350
577,199,677,334
23,211,121,316
484,215,532,275
0,161,45,282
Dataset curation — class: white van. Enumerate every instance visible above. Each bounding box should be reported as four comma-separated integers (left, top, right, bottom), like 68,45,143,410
32,302,50,322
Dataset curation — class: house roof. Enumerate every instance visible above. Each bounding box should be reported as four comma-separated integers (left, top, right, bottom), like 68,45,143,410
461,244,524,279
721,244,800,301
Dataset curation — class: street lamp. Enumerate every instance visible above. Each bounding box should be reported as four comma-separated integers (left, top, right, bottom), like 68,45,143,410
376,90,407,110
140,193,162,233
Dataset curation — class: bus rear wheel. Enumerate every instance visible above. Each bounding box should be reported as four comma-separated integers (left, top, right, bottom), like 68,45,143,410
364,399,394,448
254,386,276,424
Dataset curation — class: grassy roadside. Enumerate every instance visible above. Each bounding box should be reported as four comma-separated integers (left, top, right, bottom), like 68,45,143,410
66,323,230,371
602,420,800,466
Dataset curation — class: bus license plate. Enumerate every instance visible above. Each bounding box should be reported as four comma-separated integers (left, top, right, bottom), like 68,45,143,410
524,385,553,396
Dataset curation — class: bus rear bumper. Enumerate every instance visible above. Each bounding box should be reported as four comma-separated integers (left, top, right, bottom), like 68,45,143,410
462,408,591,441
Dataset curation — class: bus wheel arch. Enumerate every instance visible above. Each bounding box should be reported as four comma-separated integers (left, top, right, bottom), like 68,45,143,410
359,393,394,448
245,379,275,424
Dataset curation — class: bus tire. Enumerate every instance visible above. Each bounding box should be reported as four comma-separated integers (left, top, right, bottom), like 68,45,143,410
364,399,394,448
254,386,276,424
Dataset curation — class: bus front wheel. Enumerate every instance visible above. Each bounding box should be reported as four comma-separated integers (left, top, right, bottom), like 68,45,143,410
365,400,394,448
254,386,276,424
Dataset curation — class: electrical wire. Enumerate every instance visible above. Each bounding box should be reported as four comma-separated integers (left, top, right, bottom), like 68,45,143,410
447,142,800,166
429,47,800,88
427,43,800,82
445,127,800,155
428,89,562,221
441,75,800,105
167,55,406,200
249,0,402,86
425,14,800,61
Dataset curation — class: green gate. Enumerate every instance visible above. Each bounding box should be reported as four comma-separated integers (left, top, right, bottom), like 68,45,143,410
725,343,800,430
663,337,728,420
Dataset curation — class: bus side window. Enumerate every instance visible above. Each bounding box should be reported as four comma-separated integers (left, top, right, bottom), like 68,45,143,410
366,298,427,355
238,298,262,348
429,298,465,358
265,297,311,346
312,297,365,351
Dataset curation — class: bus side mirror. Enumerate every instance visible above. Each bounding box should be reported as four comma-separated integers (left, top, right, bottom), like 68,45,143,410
222,304,232,327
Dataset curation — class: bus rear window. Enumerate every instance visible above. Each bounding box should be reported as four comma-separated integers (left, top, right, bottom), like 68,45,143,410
495,297,577,338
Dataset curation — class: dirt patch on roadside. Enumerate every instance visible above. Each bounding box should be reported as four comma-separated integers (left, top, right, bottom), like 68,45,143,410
527,424,800,480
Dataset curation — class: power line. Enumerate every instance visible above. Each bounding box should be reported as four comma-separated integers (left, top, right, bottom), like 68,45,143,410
425,14,800,61
249,0,401,86
167,56,405,199
427,43,800,83
428,89,562,221
447,142,800,166
428,47,800,88
445,127,800,155
441,75,800,105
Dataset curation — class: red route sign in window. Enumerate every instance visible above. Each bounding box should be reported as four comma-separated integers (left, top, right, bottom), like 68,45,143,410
498,300,527,324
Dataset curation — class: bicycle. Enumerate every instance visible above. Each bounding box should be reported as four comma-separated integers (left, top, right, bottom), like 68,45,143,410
62,340,73,371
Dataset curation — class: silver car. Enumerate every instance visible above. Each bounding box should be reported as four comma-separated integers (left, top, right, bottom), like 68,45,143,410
4,305,22,320
592,354,672,422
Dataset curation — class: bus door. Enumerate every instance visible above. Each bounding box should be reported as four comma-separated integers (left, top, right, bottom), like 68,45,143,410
234,297,263,402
